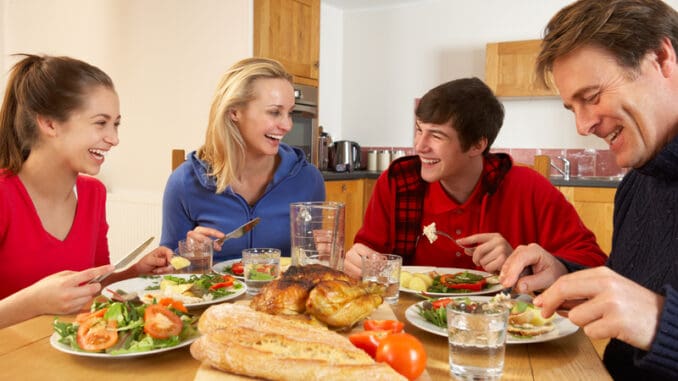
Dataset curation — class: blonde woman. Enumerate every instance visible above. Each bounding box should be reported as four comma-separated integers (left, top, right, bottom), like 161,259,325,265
161,58,324,261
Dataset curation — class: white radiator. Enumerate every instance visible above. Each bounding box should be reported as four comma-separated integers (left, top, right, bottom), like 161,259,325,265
106,191,163,263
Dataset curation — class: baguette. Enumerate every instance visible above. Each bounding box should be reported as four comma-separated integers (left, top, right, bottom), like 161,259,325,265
191,303,407,381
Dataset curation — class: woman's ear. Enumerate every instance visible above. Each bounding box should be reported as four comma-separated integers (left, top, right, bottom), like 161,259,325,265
228,108,240,123
35,115,58,137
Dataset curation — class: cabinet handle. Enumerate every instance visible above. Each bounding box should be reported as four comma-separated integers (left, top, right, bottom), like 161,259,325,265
342,184,347,192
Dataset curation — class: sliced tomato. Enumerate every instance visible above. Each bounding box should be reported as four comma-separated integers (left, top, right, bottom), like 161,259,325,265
210,275,235,290
75,308,107,324
348,330,390,358
363,319,405,334
158,298,188,314
231,262,244,276
144,304,183,339
375,333,427,380
76,318,118,351
431,298,454,309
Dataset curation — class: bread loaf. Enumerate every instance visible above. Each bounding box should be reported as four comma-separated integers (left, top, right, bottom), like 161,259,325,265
191,303,406,381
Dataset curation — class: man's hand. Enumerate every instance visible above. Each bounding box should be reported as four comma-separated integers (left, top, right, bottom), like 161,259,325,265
343,243,380,279
499,243,568,293
533,266,663,351
458,232,513,273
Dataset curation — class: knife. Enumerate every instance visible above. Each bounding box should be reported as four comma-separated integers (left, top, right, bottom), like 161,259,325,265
214,218,261,245
89,236,155,284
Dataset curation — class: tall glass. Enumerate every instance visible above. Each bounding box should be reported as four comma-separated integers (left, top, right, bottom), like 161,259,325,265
290,201,345,270
447,302,509,380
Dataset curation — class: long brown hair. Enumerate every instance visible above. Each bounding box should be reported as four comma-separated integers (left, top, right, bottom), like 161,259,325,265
0,54,114,173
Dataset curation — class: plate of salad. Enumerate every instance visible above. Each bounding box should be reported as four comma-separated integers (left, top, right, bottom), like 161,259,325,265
404,296,579,344
51,297,199,358
400,267,502,297
212,259,245,279
102,273,246,309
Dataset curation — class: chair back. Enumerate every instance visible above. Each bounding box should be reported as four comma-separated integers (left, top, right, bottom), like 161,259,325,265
515,154,550,178
172,149,186,171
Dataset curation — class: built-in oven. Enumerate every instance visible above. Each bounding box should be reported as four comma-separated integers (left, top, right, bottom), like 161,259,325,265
283,83,319,166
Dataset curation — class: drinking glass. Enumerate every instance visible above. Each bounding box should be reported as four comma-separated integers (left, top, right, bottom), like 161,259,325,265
176,238,213,274
361,253,402,304
447,301,509,380
242,248,281,295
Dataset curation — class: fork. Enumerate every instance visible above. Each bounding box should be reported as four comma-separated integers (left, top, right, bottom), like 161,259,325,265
415,229,474,250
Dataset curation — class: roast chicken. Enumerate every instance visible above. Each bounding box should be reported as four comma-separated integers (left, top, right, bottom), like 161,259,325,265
250,264,384,328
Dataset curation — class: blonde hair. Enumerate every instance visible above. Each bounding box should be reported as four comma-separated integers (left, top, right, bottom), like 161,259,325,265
198,57,293,193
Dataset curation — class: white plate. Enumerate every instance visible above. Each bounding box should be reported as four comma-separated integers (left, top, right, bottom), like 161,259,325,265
405,297,579,344
102,274,247,309
400,266,503,297
212,259,244,279
50,332,196,358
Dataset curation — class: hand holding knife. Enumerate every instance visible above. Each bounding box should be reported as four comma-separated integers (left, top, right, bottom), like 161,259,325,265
88,236,155,284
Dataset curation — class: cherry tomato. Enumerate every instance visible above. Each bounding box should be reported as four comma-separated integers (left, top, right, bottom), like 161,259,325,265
158,298,188,313
363,319,405,333
348,330,389,358
375,333,427,380
431,298,454,309
76,318,118,351
231,262,244,276
144,304,183,339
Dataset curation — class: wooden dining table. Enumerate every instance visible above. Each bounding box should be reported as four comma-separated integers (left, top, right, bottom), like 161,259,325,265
0,292,611,380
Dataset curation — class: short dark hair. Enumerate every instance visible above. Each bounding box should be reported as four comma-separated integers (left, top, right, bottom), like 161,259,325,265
537,0,678,86
415,77,504,154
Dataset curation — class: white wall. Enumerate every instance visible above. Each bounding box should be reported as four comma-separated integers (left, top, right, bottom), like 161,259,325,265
318,0,678,149
1,0,252,196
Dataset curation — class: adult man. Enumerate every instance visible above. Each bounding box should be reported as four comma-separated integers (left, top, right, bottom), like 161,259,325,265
343,77,606,278
500,0,678,379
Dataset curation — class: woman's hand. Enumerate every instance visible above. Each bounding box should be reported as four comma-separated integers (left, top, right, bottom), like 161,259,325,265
0,264,115,328
499,243,568,293
132,246,175,275
187,226,225,251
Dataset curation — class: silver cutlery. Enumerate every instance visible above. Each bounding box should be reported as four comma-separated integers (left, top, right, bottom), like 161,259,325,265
214,217,261,245
89,236,155,284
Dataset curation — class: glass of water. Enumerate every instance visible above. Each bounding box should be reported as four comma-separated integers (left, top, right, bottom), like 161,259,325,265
242,248,281,295
361,253,402,304
446,300,509,380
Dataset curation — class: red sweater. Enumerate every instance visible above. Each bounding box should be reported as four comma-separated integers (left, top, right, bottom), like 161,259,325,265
0,173,110,299
355,155,607,268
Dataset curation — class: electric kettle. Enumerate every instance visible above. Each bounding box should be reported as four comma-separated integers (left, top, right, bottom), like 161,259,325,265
331,140,361,172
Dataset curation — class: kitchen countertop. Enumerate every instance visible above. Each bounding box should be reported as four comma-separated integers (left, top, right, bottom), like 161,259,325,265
322,170,622,188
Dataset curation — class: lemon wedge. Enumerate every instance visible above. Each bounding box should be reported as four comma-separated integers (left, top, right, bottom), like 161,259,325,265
170,256,191,270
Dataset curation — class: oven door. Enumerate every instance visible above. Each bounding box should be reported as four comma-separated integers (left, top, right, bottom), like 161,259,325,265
284,103,318,165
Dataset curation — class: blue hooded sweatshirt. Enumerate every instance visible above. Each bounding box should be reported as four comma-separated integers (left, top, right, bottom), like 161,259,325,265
160,143,325,262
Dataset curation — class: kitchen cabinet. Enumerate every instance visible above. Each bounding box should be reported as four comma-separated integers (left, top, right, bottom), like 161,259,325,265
253,0,320,87
559,186,616,255
485,39,558,97
325,179,371,251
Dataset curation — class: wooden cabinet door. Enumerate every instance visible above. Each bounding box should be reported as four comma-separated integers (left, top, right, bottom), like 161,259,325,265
254,0,320,86
559,186,616,255
325,180,364,251
485,39,558,97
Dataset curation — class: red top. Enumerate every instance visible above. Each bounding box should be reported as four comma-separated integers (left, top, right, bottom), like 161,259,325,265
355,156,607,269
0,172,110,299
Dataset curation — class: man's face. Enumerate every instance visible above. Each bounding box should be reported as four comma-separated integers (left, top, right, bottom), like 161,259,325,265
552,43,678,168
414,120,482,186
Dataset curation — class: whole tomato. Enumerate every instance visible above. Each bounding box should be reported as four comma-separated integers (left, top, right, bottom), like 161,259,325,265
375,333,427,380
